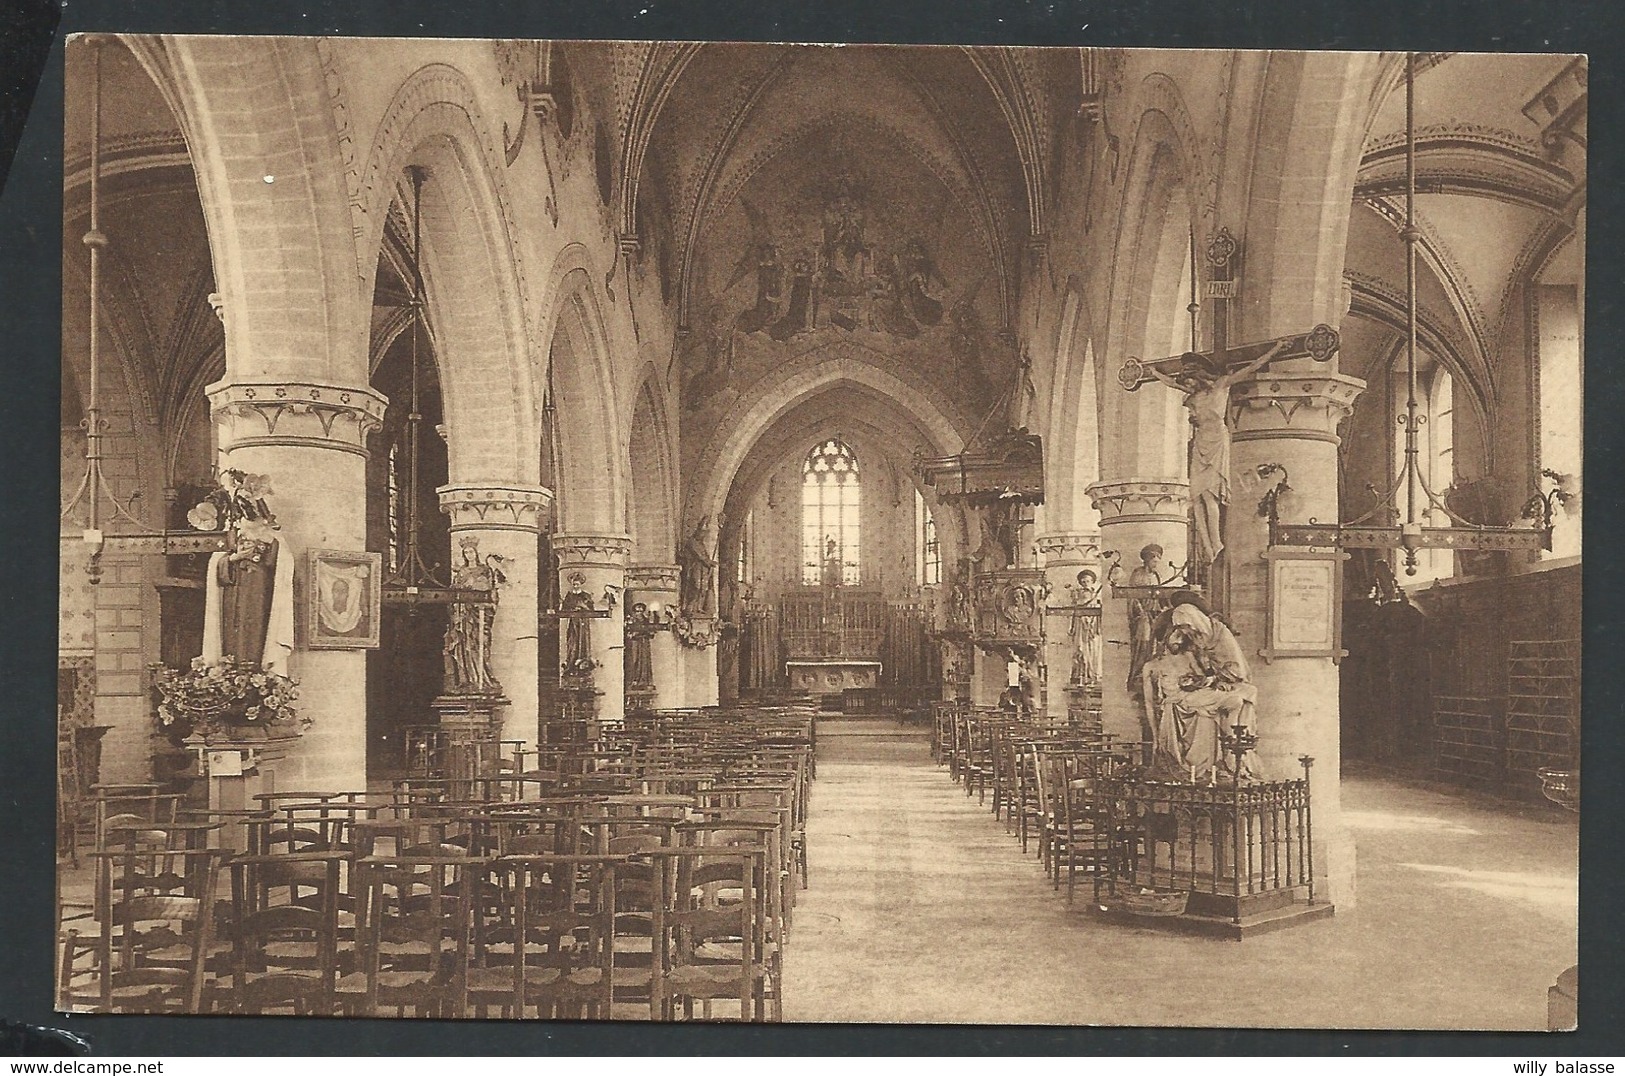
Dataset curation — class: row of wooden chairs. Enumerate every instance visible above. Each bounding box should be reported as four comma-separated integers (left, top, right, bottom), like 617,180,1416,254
934,703,1142,903
58,705,816,1021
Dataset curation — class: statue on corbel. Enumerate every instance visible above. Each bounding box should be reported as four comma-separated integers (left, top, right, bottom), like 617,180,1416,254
624,597,673,694
679,513,719,617
443,535,508,695
1065,567,1104,690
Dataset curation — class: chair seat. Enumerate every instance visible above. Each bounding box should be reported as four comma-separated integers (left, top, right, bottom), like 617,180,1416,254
665,963,768,988
463,965,518,994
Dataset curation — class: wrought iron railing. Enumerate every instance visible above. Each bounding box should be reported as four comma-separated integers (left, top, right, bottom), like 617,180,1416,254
1094,768,1315,918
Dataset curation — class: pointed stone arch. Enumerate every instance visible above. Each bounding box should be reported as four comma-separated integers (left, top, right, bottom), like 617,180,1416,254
543,255,626,535
358,64,541,488
1100,104,1201,483
123,36,365,385
1042,281,1103,533
628,368,680,562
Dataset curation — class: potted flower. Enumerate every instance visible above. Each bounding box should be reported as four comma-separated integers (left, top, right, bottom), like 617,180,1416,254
149,656,306,746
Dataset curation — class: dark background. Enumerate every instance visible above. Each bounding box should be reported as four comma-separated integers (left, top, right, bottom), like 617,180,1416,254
3,0,1621,1056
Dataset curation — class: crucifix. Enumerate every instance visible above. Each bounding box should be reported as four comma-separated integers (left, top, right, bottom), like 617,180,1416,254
1117,227,1341,595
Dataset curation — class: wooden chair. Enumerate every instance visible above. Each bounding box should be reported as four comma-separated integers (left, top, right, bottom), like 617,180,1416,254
57,726,83,865
649,843,776,1022
962,715,995,805
467,854,621,1019
1012,738,1047,855
60,842,225,1014
335,852,484,1018
214,851,345,1015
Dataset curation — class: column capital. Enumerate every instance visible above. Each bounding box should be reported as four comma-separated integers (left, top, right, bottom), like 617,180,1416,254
626,563,681,592
1033,532,1102,565
437,483,554,533
552,532,633,569
208,379,388,458
1233,372,1366,445
1087,479,1190,526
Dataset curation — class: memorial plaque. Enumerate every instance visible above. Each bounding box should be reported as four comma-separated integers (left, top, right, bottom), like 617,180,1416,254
1260,547,1346,662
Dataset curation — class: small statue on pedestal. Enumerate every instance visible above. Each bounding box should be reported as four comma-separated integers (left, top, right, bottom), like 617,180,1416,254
560,571,598,679
1126,543,1170,701
625,603,656,690
443,535,506,695
1068,568,1103,689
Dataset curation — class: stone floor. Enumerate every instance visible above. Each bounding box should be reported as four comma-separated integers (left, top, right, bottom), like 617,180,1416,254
781,719,1579,1029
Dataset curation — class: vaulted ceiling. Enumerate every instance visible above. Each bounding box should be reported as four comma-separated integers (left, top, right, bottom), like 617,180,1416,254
613,43,1081,493
1346,52,1584,395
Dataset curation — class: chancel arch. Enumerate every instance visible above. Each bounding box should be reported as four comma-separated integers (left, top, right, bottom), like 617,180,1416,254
688,355,966,534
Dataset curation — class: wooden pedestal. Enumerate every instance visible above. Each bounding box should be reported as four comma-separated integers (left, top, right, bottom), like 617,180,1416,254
189,732,301,853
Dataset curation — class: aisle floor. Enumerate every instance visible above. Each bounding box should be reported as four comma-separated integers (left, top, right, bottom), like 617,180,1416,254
781,720,1578,1029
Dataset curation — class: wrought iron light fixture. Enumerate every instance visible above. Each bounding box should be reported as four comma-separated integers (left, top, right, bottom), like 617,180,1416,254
1269,53,1557,574
378,168,492,609
61,36,229,582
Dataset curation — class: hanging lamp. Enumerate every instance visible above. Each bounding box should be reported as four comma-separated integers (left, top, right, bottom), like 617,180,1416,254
1269,52,1561,574
61,36,229,583
377,168,496,609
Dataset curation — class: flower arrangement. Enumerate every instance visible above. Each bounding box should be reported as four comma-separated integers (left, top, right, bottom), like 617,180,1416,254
186,469,278,536
562,655,601,675
149,656,305,744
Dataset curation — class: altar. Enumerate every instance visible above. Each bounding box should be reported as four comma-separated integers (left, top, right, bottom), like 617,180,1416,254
786,659,881,695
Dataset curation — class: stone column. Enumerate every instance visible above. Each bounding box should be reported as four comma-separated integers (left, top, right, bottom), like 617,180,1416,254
970,647,1005,709
625,563,681,708
1086,480,1190,744
551,533,633,728
676,632,721,708
1228,371,1365,907
208,378,387,792
1034,532,1102,720
438,483,553,748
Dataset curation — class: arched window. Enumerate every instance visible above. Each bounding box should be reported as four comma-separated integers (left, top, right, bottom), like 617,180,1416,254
1538,280,1582,559
802,438,860,585
916,489,941,586
1395,359,1455,582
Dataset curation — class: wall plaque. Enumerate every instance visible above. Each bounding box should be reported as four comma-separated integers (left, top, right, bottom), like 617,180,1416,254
1259,547,1345,663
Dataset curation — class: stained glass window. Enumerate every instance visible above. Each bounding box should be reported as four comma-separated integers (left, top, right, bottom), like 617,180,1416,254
802,439,861,585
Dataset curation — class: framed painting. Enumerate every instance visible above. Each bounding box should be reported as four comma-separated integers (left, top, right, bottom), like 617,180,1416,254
302,549,383,650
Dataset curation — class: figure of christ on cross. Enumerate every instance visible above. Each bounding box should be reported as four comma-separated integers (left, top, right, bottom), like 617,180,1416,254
1146,339,1291,579
1119,308,1338,591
